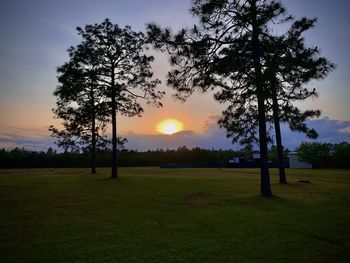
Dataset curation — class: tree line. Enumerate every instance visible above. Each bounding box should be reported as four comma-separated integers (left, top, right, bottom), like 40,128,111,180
0,146,249,169
296,141,350,168
2,142,348,169
49,0,334,197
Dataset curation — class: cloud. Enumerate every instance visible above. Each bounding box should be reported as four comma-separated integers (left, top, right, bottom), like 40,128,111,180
280,118,350,150
1,117,349,152
339,126,350,134
124,116,236,151
0,126,55,151
125,117,350,151
203,114,221,130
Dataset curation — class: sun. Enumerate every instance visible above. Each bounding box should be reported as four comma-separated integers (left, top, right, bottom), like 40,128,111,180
157,119,183,135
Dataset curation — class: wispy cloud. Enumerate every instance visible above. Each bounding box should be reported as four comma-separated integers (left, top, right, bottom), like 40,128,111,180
1,118,349,152
0,126,55,151
125,117,350,151
339,126,350,134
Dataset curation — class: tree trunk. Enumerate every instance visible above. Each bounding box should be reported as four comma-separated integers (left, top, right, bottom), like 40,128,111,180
111,100,118,178
272,93,287,184
91,129,97,174
251,0,272,197
91,112,97,174
111,69,118,178
91,87,97,174
257,96,272,196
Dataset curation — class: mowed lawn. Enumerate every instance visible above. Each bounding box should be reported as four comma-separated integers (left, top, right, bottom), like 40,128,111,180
0,168,349,262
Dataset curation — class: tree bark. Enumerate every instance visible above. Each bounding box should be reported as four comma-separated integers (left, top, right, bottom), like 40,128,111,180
257,96,272,196
111,68,118,178
91,87,97,175
272,93,287,184
251,0,272,197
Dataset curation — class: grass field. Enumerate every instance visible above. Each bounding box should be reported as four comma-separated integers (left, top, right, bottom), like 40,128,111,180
0,168,349,262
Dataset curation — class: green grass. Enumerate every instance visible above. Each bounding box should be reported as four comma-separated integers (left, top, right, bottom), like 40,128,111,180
0,168,349,262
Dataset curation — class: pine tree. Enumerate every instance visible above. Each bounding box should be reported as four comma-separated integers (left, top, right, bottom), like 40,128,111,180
219,17,334,184
148,0,296,196
77,19,164,178
50,42,108,174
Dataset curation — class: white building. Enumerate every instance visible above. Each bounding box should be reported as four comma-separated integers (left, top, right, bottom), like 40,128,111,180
253,153,260,159
228,157,240,164
288,152,312,168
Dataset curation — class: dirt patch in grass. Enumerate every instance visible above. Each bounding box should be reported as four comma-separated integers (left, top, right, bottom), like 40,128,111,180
183,192,213,205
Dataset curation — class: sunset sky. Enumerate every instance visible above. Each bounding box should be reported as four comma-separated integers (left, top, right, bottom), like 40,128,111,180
0,0,349,151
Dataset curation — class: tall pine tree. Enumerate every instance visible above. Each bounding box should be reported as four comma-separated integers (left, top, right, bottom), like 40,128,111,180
77,19,164,178
50,42,108,174
219,17,334,184
148,0,296,196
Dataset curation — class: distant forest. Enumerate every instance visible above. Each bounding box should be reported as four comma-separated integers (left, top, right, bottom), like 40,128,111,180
0,146,247,169
1,142,349,169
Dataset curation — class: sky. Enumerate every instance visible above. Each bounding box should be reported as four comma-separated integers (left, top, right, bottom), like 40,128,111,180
0,0,349,151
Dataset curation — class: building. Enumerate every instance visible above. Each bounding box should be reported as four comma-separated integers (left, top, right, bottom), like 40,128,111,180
288,152,312,168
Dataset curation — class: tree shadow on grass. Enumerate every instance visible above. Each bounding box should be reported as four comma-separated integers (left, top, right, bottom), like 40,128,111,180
216,193,303,211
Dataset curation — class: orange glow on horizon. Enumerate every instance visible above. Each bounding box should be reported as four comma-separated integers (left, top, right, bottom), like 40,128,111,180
156,119,183,135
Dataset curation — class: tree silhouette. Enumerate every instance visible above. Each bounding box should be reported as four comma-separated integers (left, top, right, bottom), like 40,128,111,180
50,42,109,174
77,19,164,178
265,18,334,183
148,0,299,196
219,17,334,184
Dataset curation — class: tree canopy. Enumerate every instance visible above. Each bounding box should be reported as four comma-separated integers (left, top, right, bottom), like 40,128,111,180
74,19,164,178
148,0,305,196
51,19,164,176
147,0,334,193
